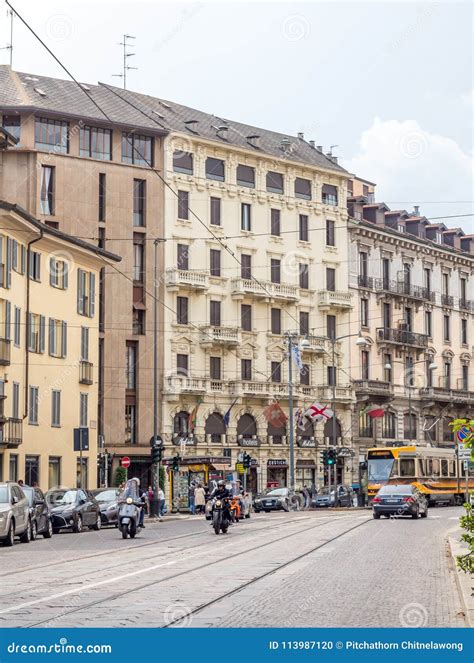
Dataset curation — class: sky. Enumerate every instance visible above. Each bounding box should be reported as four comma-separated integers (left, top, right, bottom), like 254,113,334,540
1,0,472,227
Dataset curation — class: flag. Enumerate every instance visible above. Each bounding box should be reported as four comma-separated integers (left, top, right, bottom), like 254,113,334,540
263,401,288,429
291,343,304,371
294,408,304,429
188,399,202,432
363,404,385,418
223,399,238,429
299,401,334,429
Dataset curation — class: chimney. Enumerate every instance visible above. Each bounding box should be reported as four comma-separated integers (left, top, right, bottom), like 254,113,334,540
297,132,304,140
332,156,338,164
309,140,315,148
316,145,323,153
414,205,420,216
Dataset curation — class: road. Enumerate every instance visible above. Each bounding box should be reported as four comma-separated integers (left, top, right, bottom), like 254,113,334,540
0,507,465,628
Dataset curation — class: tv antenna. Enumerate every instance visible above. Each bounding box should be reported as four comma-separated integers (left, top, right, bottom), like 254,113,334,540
1,9,14,67
112,34,137,89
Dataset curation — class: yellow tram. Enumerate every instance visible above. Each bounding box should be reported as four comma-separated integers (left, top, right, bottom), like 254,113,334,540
367,445,473,505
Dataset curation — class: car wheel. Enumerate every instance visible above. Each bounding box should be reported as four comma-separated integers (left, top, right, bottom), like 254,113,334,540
373,512,381,519
245,513,250,519
20,519,32,543
31,520,37,541
43,519,53,538
411,507,419,520
3,521,14,546
264,510,270,513
73,515,83,533
91,514,101,531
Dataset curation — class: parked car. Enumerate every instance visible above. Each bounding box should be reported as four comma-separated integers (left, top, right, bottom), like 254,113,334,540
22,486,53,539
312,484,354,508
91,488,120,526
0,482,32,546
372,484,428,519
205,492,252,520
253,488,300,513
45,488,101,533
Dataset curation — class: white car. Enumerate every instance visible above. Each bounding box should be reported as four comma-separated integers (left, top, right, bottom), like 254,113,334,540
0,482,32,546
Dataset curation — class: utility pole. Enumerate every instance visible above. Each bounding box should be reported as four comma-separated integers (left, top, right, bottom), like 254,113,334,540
286,334,295,491
1,9,14,67
151,238,165,511
112,34,137,89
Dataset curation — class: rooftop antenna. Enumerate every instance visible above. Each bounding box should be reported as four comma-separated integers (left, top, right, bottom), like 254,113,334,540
112,34,137,90
0,9,14,67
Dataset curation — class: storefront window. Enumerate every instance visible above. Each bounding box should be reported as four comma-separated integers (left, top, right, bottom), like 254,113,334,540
48,457,61,488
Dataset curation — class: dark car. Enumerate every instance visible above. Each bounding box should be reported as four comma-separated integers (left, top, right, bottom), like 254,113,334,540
372,484,428,519
45,488,101,533
253,488,298,513
91,488,120,526
312,484,354,508
22,486,53,540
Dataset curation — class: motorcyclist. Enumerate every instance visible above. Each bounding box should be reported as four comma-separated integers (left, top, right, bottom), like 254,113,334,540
210,480,232,523
131,477,147,529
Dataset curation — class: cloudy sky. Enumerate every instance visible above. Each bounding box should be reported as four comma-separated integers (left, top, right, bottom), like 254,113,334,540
1,0,472,226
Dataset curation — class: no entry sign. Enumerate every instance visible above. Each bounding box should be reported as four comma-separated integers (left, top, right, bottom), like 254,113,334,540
121,456,131,469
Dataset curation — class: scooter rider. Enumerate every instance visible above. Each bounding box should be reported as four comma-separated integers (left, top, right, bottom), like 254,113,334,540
210,480,232,522
131,477,147,528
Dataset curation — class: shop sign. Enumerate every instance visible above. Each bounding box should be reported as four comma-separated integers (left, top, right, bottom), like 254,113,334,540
173,436,196,446
297,437,316,448
337,447,355,458
188,464,206,472
267,459,288,467
238,438,259,447
296,459,317,467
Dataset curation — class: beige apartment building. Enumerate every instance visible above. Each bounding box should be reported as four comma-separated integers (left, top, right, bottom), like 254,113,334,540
347,179,474,468
0,195,119,489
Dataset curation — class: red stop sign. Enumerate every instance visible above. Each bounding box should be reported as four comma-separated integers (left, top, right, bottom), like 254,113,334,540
121,456,131,469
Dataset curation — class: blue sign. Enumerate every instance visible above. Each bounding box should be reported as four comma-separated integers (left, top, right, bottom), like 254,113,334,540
73,427,89,452
457,426,471,443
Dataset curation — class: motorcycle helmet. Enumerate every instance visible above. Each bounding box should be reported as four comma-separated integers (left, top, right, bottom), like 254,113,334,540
217,480,226,488
132,477,140,486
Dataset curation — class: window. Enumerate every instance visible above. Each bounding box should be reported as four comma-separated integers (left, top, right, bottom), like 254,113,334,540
79,126,112,160
210,356,221,380
443,314,450,342
461,364,469,391
360,298,369,327
177,244,189,270
300,364,310,385
27,313,45,353
294,177,311,200
9,454,18,481
80,327,89,361
29,251,41,281
266,171,284,194
49,257,69,290
0,298,11,342
425,311,432,337
405,307,413,331
98,173,106,222
426,359,434,387
359,251,368,278
40,166,54,215
205,157,225,181
327,365,336,386
382,302,391,329
210,197,221,226
299,263,309,289
122,132,153,166
424,267,431,292
384,354,392,382
399,458,415,477
210,300,221,326
405,356,414,386
173,151,193,174
25,456,40,486
241,358,252,381
2,115,21,142
322,184,338,206
299,311,309,336
80,393,88,428
299,214,309,241
241,254,252,279
361,350,370,380
404,413,417,440
132,309,145,336
133,179,146,226
271,259,281,284
133,240,144,282
126,343,137,389
77,269,96,317
28,386,39,424
125,404,137,444
241,304,252,332
177,296,189,325
461,319,468,345
271,361,282,382
236,164,255,187
326,219,335,246
51,390,61,427
359,410,373,437
326,267,336,292
14,306,20,347
460,278,467,301
270,209,281,236
176,353,188,375
271,308,281,334
35,117,68,153
241,203,251,231
444,362,451,389
177,190,189,220
382,258,390,289
48,319,67,358
442,272,449,295
210,249,221,277
327,315,336,340
48,457,61,488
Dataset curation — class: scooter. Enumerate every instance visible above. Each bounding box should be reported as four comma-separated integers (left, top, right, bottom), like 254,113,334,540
118,497,142,539
212,497,231,535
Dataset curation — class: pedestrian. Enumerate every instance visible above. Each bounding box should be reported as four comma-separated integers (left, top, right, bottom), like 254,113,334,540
194,484,206,514
303,485,310,509
158,487,165,517
188,482,196,514
147,485,153,501
18,480,24,487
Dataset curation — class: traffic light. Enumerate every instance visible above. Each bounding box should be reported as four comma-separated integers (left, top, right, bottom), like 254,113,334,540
151,445,163,464
327,448,336,466
243,453,252,469
322,449,329,466
172,454,181,472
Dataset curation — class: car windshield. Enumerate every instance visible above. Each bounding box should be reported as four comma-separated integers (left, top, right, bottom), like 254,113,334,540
0,486,9,503
368,458,394,481
47,490,77,506
379,485,413,495
92,490,117,502
266,489,287,496
318,488,334,496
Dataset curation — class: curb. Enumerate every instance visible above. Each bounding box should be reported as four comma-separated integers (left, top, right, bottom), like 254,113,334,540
448,535,473,627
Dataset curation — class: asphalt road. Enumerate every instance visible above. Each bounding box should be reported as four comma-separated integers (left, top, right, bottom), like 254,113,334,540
0,507,465,628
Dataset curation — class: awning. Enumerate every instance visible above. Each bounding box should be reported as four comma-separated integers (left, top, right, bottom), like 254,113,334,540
212,463,231,471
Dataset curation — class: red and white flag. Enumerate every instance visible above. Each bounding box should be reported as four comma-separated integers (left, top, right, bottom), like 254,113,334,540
298,401,333,429
263,401,288,429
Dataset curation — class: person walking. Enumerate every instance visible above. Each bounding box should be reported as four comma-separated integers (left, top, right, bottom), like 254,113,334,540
194,484,206,514
158,487,165,517
188,482,196,514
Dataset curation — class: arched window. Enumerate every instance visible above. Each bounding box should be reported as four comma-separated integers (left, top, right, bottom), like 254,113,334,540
443,418,454,443
424,416,438,443
237,414,257,439
382,411,396,439
358,411,372,439
268,420,287,445
403,413,416,440
174,411,189,436
205,412,226,444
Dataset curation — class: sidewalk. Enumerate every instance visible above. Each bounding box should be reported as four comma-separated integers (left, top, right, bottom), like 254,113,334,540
448,534,473,627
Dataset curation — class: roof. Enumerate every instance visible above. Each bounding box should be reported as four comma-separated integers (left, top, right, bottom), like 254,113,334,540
0,65,347,175
0,201,121,263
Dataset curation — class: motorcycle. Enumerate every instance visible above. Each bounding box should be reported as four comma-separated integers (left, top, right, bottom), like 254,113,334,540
117,479,143,539
212,497,231,535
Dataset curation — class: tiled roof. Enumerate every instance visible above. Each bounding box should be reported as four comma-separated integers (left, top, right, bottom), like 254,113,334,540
0,66,347,174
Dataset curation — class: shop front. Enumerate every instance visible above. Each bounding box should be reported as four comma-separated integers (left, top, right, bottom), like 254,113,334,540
167,456,231,511
266,459,288,488
295,459,317,490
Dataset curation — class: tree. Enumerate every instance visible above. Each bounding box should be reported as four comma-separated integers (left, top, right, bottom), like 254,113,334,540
114,466,128,487
449,418,474,576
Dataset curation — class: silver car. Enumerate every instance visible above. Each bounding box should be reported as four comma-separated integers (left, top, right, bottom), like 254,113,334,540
0,482,32,546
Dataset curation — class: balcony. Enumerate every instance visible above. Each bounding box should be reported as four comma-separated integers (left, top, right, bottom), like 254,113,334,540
441,294,454,307
79,360,93,385
459,298,473,312
353,379,393,398
165,269,209,291
0,417,22,448
164,374,208,397
376,327,429,349
301,335,334,355
373,279,435,302
199,325,241,347
358,275,373,289
0,338,11,366
317,290,353,310
229,379,270,398
314,384,353,402
419,386,474,404
231,278,299,301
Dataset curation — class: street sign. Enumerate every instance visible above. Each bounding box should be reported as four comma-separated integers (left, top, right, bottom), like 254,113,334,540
235,463,245,473
121,456,131,469
463,460,470,471
458,450,471,460
73,427,89,452
457,426,472,444
237,452,244,463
